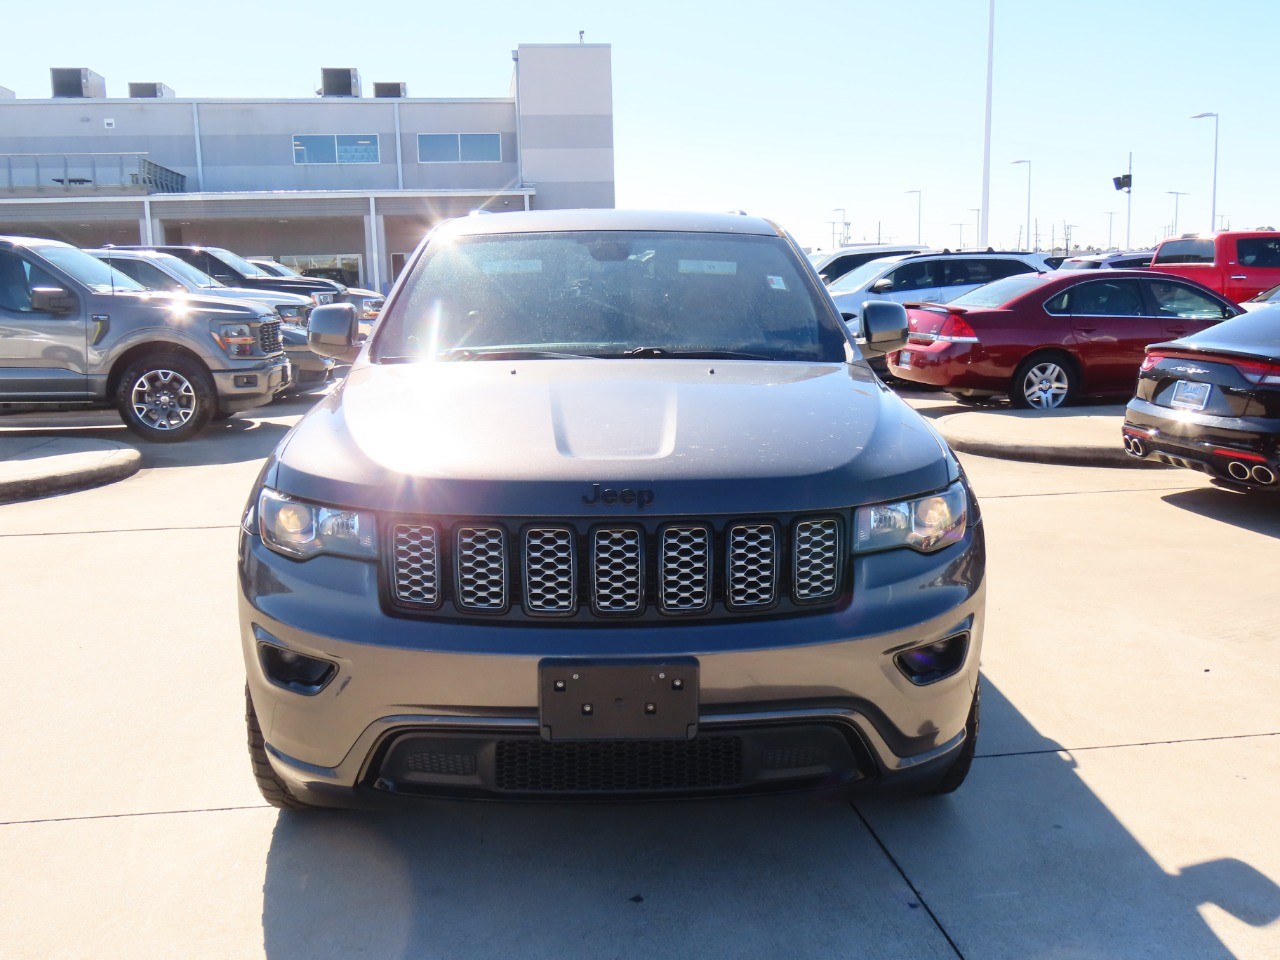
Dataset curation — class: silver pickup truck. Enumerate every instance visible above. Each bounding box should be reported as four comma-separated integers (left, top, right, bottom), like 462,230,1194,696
0,236,290,442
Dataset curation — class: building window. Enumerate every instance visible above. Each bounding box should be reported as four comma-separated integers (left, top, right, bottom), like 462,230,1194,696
292,134,380,165
417,133,502,163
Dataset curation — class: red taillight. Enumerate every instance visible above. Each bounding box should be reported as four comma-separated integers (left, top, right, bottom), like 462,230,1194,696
1231,358,1280,385
938,314,978,342
1140,353,1164,373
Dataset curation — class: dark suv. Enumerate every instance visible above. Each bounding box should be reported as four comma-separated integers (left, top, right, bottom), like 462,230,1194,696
237,210,986,808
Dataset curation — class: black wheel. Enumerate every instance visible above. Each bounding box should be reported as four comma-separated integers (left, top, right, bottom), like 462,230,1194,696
1010,353,1078,410
246,685,312,810
927,681,980,795
115,352,215,442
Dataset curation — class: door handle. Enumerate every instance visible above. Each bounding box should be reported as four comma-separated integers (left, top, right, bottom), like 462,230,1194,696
1166,327,1187,337
1230,275,1247,280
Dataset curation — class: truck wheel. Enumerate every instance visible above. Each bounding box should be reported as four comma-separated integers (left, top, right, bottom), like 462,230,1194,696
245,686,312,810
926,681,980,795
116,353,215,442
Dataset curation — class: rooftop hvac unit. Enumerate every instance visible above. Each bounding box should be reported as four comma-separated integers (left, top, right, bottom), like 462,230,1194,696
373,82,407,98
51,68,106,98
128,82,175,99
320,68,361,97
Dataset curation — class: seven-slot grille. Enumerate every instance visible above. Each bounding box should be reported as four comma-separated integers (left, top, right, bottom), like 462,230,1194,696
389,516,843,620
258,318,282,354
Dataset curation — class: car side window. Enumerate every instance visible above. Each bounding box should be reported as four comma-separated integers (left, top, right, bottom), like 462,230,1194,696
112,259,181,291
1068,280,1147,316
887,261,937,292
988,258,1034,281
1236,238,1280,268
941,259,997,288
0,250,60,312
1146,281,1229,319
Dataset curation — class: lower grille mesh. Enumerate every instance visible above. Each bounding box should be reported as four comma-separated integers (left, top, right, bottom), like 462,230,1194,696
495,736,744,792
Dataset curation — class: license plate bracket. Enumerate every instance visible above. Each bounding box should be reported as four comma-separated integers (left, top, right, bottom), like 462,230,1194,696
1170,379,1211,411
539,658,699,742
898,350,912,368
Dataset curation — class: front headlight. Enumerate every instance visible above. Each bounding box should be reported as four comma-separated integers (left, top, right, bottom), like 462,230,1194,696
853,482,967,554
213,322,255,357
276,304,303,320
258,488,377,560
312,292,335,306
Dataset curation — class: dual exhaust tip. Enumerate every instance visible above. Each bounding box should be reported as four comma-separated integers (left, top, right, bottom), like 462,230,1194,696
1123,434,1276,484
1122,435,1147,458
1227,461,1276,485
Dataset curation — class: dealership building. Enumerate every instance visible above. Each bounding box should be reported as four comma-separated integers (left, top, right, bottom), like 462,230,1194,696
0,44,614,290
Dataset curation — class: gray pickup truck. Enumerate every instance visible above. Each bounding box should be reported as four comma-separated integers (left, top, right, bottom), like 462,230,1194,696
0,236,290,441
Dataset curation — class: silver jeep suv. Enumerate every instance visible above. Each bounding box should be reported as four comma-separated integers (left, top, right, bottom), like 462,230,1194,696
238,210,985,808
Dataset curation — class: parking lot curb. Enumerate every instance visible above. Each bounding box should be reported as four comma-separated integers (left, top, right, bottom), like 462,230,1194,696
932,407,1167,469
0,437,142,503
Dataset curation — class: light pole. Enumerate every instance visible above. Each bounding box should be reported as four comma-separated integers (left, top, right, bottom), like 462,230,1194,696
1063,224,1077,256
1104,211,1116,250
952,222,965,249
979,0,995,247
970,208,982,249
1191,112,1219,233
1166,191,1189,235
905,190,922,244
831,208,848,247
1012,160,1031,251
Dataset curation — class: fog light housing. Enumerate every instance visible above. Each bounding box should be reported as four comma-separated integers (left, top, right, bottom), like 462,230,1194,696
257,641,337,695
894,632,969,685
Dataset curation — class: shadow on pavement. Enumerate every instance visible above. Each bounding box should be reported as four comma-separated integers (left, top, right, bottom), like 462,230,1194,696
257,678,1280,959
1160,487,1280,539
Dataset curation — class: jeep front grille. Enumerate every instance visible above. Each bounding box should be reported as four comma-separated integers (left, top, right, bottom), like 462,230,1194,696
258,319,282,354
388,515,845,622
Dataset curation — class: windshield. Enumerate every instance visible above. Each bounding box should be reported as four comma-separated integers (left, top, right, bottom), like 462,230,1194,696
210,248,271,277
374,230,847,363
266,261,302,277
950,274,1047,308
155,253,225,288
827,257,900,294
37,245,145,293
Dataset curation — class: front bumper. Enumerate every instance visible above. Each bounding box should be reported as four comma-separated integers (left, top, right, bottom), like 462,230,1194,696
238,521,986,804
212,355,291,412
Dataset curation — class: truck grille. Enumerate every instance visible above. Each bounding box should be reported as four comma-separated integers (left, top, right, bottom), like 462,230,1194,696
387,514,844,621
258,319,282,354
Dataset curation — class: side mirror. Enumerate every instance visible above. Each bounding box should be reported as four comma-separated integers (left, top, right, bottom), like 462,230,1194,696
30,286,78,314
859,300,909,356
869,278,894,294
307,302,361,362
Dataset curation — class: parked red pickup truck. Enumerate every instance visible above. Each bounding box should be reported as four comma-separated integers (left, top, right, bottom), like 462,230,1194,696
1147,231,1280,304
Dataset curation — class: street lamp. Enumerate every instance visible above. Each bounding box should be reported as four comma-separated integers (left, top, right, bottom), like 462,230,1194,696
905,190,922,244
1012,160,1031,251
952,222,966,248
1166,191,1189,235
1104,211,1116,250
1191,112,1219,233
979,0,995,246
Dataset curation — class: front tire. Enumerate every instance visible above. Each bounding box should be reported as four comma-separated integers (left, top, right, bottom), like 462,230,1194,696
246,686,311,810
115,353,215,442
1010,353,1077,410
927,681,980,795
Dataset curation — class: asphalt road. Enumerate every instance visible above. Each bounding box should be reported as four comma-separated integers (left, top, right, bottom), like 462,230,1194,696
2,392,1278,960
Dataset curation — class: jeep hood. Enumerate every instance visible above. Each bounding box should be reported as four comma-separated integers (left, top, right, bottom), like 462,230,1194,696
270,360,954,515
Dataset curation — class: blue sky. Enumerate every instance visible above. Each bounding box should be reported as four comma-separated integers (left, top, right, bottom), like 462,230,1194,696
4,0,1276,252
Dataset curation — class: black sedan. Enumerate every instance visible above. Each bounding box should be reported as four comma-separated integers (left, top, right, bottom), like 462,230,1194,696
1123,306,1280,490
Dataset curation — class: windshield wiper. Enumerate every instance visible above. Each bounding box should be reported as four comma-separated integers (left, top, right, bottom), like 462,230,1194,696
613,347,776,361
436,346,598,361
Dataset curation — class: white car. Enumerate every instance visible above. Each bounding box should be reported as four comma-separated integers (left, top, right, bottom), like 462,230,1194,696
1240,283,1280,312
808,243,931,285
829,251,1056,331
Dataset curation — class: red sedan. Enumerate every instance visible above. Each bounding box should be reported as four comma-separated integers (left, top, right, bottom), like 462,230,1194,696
887,270,1240,408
